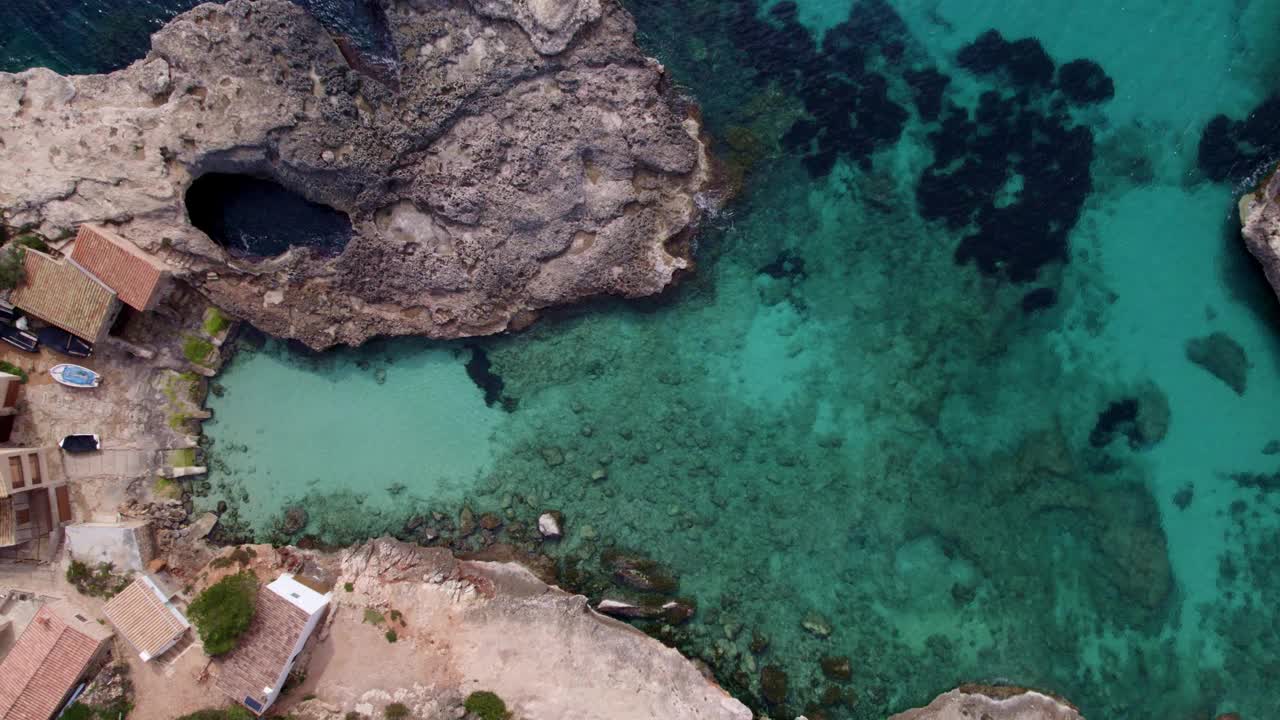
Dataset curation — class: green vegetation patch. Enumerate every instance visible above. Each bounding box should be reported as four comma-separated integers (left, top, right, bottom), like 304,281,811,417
384,629,397,643
203,307,232,337
344,582,354,592
362,608,385,625
171,448,197,468
188,571,258,656
12,234,48,253
384,704,409,720
66,560,131,599
0,361,28,383
464,691,510,720
183,336,216,366
0,245,25,290
153,476,183,500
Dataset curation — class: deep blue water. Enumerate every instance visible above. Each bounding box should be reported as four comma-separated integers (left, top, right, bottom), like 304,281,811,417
10,1,1280,719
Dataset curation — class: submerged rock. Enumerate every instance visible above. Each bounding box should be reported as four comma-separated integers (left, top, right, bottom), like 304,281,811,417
801,611,832,638
759,665,789,706
0,0,712,349
602,549,679,594
1185,332,1250,395
820,655,852,683
596,598,664,620
280,506,309,535
538,511,564,540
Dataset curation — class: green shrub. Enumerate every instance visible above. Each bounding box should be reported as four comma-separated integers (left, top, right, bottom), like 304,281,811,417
0,361,28,383
203,307,232,337
384,703,409,720
345,713,365,720
13,234,48,253
0,245,25,290
385,629,397,643
66,560,130,598
464,691,509,720
183,336,216,366
60,704,93,720
363,608,384,625
344,582,354,592
188,572,257,656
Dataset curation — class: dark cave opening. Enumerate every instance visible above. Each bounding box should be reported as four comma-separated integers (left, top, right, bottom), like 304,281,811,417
185,173,353,259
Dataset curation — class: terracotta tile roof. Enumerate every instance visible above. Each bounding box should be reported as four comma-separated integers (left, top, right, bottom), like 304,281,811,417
69,225,168,311
0,603,110,720
10,251,117,342
102,576,189,660
215,585,312,713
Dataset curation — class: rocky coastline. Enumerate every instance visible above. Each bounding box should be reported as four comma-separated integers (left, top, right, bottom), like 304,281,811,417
0,0,1109,717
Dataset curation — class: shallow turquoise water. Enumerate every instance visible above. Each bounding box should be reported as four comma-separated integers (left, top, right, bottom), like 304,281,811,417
11,0,1280,717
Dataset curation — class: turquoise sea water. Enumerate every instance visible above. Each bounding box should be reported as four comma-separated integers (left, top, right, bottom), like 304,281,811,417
9,1,1280,718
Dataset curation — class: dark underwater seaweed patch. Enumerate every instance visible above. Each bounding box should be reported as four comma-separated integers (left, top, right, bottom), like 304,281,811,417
1020,287,1058,314
1057,58,1115,105
723,0,911,175
466,345,517,412
957,30,1054,89
1089,398,1140,448
917,34,1102,283
1197,95,1280,183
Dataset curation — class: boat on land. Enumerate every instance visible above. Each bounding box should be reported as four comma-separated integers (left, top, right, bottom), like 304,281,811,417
50,364,101,388
59,434,101,453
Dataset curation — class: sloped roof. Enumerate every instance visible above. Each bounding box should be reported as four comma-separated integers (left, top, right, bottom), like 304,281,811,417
10,250,117,342
215,583,314,713
69,225,168,311
103,576,189,660
0,603,111,720
0,497,13,548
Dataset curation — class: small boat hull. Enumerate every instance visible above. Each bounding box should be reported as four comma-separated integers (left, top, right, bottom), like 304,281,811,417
50,364,101,388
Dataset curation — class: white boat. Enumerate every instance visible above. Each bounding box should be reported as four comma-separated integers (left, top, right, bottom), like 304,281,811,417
49,364,101,388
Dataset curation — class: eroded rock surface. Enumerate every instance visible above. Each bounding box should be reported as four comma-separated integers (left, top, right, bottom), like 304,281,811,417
303,538,750,720
1241,171,1280,306
0,0,711,348
889,686,1083,720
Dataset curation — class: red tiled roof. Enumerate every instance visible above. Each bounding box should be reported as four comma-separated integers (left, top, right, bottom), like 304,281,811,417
10,251,117,342
69,225,168,311
0,604,110,720
215,586,311,714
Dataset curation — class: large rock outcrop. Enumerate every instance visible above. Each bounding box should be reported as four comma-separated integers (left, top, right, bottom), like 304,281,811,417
1240,168,1280,302
889,686,1083,720
0,0,711,348
304,538,751,720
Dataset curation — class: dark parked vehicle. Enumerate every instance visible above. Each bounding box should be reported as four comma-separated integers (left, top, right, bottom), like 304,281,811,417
37,327,92,358
59,434,101,454
0,324,39,353
0,301,18,324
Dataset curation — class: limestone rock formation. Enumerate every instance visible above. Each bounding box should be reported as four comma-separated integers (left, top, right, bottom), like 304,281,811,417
889,686,1083,720
0,0,711,349
1240,171,1280,305
330,538,751,720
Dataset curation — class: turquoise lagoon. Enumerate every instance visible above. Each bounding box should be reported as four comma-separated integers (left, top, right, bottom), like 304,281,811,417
10,0,1280,717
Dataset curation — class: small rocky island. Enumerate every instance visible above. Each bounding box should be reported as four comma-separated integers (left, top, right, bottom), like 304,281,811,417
1240,166,1280,304
0,0,711,349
